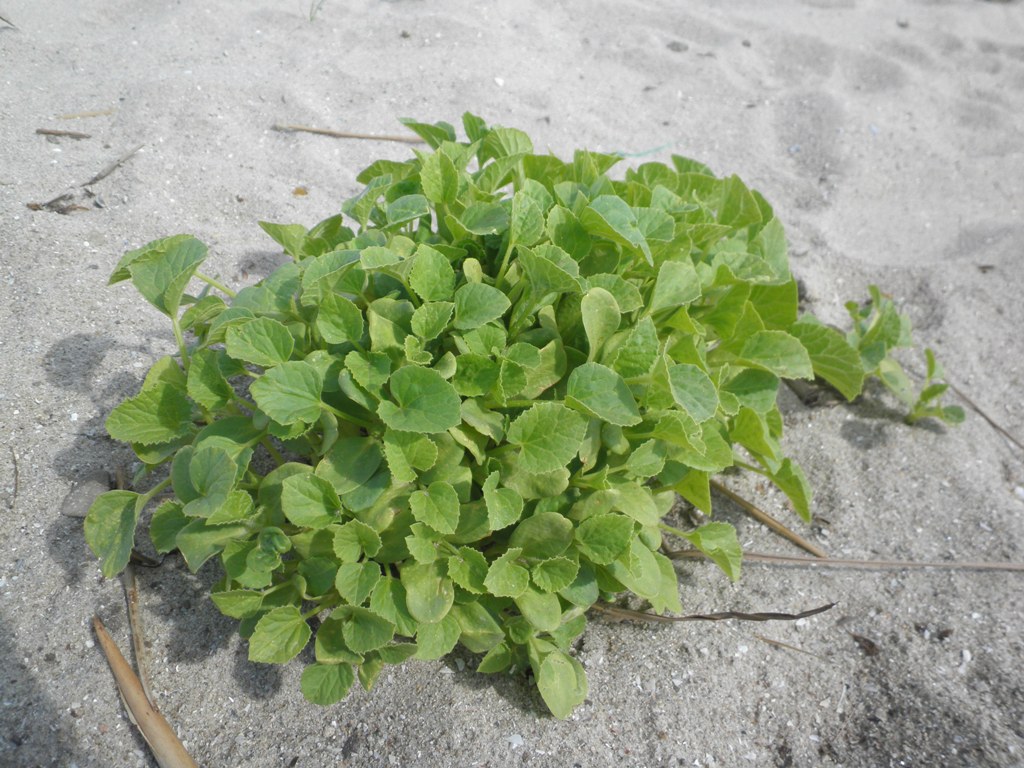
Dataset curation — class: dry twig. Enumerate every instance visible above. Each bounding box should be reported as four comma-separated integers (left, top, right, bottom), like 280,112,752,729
92,616,199,768
666,548,1024,572
36,128,92,139
711,479,828,558
592,601,835,624
272,123,424,144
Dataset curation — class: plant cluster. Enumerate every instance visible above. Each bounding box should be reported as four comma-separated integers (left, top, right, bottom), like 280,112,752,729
85,114,958,717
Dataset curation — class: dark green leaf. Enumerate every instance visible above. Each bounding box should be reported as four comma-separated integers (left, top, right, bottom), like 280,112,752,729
378,366,461,433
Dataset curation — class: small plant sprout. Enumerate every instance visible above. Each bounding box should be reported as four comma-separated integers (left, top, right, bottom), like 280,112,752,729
85,114,960,717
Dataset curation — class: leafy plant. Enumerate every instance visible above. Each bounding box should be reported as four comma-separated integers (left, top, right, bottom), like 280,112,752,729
85,114,957,717
845,286,964,425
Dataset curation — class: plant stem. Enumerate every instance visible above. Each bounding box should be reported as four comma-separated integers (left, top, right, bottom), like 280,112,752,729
261,438,285,466
658,522,693,541
171,317,190,371
194,271,237,298
321,402,375,430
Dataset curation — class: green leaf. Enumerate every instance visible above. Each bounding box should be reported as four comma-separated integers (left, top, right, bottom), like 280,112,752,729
458,202,509,235
359,245,403,270
586,273,643,313
531,557,579,593
248,606,311,664
484,548,530,598
580,287,620,361
580,195,651,264
624,440,667,479
84,490,140,578
187,349,234,410
451,602,504,653
175,519,249,572
666,364,719,422
537,651,588,719
453,283,511,331
514,588,562,633
721,369,779,414
607,315,659,378
106,382,193,446
382,430,438,485
386,194,430,226
506,402,588,474
301,663,355,706
316,437,383,495
343,607,395,653
409,481,460,535
370,577,419,637
281,474,343,529
210,590,264,619
482,471,524,530
401,561,455,624
680,522,742,581
768,458,813,522
378,366,462,433
316,292,366,345
333,520,382,562
510,191,544,246
790,317,865,400
124,236,207,317
446,547,490,594
149,500,188,553
510,512,574,559
739,331,813,380
226,317,294,368
258,222,307,258
415,613,461,660
650,259,701,314
420,150,459,205
566,362,642,427
574,513,632,565
409,245,456,302
411,301,454,340
250,361,323,425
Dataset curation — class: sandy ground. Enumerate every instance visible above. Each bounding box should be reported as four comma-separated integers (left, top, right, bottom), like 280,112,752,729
2,0,1023,766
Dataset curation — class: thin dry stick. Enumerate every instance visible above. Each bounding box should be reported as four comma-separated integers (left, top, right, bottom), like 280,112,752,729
752,634,827,661
9,447,18,514
272,123,424,144
592,601,835,624
81,143,144,186
92,616,199,768
665,548,1024,572
58,108,116,119
0,12,15,28
951,383,1024,453
36,128,92,139
122,564,156,708
710,479,828,559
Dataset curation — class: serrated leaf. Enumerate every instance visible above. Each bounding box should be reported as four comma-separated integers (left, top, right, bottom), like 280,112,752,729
459,202,510,236
531,557,579,593
401,560,455,624
666,363,719,422
566,362,641,427
581,287,620,361
84,490,140,578
482,471,524,531
343,607,395,653
250,361,323,425
226,317,294,368
790,317,865,400
301,662,355,706
506,402,588,474
738,331,813,380
650,259,701,314
124,235,207,317
680,521,742,581
149,500,187,553
537,651,588,719
409,481,460,535
211,590,265,619
484,548,530,598
316,292,365,345
316,437,383,495
453,282,511,331
446,546,489,593
580,195,651,264
378,366,461,434
187,349,234,410
415,612,461,660
574,513,632,565
106,382,193,446
411,301,454,341
281,473,343,529
509,512,574,559
248,606,311,664
333,520,382,562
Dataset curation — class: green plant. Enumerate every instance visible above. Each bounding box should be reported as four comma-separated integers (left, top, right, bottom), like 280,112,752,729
85,114,957,717
846,286,964,425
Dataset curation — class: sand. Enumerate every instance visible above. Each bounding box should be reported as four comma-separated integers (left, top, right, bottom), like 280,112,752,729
1,0,1023,765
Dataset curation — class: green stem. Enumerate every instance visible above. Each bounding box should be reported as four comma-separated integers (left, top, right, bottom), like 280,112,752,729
134,477,173,516
261,438,285,466
495,237,516,286
659,522,694,540
195,271,237,298
171,316,190,371
303,596,342,621
321,402,376,430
